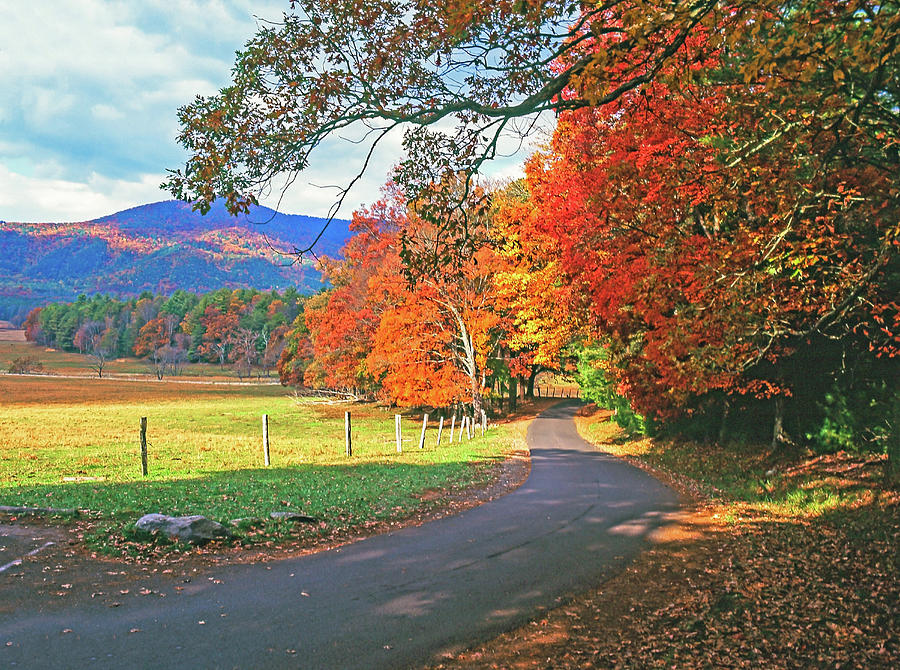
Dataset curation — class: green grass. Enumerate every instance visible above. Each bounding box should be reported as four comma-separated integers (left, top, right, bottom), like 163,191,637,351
1,375,524,554
576,412,873,517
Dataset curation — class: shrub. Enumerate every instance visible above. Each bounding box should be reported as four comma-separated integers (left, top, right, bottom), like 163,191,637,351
576,342,647,436
8,356,43,374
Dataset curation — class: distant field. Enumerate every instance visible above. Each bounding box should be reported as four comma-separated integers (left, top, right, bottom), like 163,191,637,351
0,335,270,380
0,374,524,554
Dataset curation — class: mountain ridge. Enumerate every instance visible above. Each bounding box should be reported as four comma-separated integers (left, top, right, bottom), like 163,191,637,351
0,200,351,323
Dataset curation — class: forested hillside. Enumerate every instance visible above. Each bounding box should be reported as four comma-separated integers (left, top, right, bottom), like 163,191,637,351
0,200,350,323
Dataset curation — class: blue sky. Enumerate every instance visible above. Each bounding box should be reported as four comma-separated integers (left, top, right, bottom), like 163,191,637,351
0,1,532,223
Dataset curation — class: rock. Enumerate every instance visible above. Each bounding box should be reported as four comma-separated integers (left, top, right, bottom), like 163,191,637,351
134,513,232,544
269,511,318,523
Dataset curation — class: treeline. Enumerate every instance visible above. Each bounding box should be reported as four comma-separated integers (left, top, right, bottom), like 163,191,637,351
24,288,306,379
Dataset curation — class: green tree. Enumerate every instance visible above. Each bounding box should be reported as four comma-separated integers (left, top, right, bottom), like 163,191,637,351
576,341,646,436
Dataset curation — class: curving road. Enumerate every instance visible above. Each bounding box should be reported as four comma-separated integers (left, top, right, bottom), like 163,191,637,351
1,402,679,669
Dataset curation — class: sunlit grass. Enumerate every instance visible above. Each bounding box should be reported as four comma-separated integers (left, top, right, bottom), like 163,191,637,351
576,410,872,518
1,375,524,553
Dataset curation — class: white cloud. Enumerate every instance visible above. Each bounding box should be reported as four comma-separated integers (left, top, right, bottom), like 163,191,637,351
0,0,284,209
0,165,166,222
0,1,536,224
91,104,125,122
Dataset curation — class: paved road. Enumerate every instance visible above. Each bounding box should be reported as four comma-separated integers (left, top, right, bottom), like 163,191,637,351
1,402,679,669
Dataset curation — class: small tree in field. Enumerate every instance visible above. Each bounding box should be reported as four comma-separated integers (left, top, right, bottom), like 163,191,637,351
8,356,43,374
134,314,177,380
85,320,118,378
87,344,112,379
231,327,260,380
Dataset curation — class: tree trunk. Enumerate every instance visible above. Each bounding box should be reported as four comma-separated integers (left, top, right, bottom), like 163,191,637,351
470,375,483,418
526,366,539,398
718,398,730,444
771,395,785,449
508,377,517,412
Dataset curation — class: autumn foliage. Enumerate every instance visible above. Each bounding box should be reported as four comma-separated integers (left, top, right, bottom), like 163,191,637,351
294,187,511,413
277,1,898,456
161,0,899,458
519,2,899,446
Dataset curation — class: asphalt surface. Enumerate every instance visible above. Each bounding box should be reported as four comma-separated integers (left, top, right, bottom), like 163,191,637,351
1,402,679,669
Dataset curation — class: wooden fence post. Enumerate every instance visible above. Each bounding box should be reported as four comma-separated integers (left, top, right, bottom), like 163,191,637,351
262,414,270,466
419,413,428,449
140,417,148,477
436,415,444,446
395,414,402,453
345,411,352,457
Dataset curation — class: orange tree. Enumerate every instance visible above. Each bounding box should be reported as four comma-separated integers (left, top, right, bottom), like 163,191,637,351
280,181,504,414
299,197,400,393
491,179,584,397
133,314,178,380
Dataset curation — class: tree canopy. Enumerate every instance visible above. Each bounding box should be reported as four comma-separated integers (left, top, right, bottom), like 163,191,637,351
164,1,727,222
167,0,899,463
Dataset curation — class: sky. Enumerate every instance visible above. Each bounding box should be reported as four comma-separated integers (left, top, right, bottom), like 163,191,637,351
0,0,532,223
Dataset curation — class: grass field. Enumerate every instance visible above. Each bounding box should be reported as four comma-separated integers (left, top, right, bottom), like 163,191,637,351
1,374,525,555
0,335,265,380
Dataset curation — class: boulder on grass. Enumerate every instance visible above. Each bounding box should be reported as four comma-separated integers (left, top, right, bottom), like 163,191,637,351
135,513,232,544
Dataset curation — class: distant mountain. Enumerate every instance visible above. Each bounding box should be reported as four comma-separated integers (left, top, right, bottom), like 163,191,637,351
0,200,352,323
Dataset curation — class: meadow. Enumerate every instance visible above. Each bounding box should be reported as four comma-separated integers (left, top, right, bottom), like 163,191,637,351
0,335,262,380
0,373,525,554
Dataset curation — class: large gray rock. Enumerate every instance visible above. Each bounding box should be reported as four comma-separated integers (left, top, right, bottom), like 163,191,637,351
134,513,232,544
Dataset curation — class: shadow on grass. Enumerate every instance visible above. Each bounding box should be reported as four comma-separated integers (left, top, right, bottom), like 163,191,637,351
0,460,498,532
